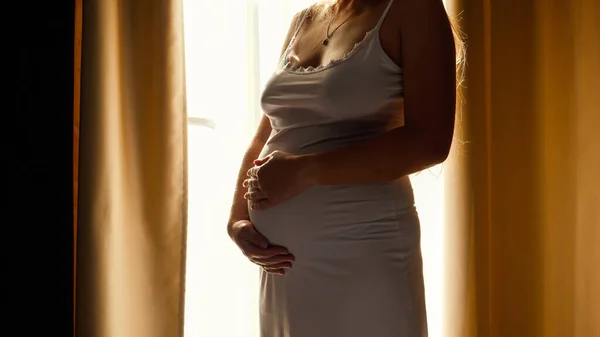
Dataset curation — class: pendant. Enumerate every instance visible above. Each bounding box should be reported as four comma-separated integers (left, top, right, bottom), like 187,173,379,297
322,38,329,46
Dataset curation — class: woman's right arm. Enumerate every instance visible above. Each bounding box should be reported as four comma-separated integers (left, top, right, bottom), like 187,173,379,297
226,10,307,274
226,9,306,236
226,115,272,236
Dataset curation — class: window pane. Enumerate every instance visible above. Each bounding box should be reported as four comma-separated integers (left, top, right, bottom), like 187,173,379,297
185,123,259,337
411,167,445,337
182,1,251,121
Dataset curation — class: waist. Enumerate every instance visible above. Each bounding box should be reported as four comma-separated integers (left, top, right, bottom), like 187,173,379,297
261,120,398,156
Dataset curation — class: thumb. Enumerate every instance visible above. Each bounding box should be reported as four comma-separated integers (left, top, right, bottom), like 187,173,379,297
247,227,269,249
254,154,274,166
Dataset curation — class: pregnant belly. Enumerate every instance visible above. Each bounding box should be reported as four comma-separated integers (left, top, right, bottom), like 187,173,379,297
248,178,419,262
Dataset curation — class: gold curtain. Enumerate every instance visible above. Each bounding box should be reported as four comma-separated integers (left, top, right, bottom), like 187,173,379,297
74,0,188,336
445,0,600,336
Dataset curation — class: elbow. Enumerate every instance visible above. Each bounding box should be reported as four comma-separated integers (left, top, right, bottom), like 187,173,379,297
430,144,451,164
422,129,453,165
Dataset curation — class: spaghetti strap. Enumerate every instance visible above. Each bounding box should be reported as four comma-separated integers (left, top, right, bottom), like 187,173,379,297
375,0,396,29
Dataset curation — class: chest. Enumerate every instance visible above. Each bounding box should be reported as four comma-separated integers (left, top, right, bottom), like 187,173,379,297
261,56,403,127
288,3,402,70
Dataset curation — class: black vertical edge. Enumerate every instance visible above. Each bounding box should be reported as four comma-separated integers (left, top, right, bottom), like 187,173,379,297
8,1,76,336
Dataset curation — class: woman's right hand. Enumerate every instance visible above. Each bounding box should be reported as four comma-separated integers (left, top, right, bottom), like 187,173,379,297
228,220,295,275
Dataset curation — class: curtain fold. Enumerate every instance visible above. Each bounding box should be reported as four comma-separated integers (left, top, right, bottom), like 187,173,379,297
445,0,600,336
75,0,188,336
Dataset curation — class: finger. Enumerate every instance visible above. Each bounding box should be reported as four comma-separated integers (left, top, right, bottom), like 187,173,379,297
249,178,261,189
242,177,258,189
253,154,272,166
245,190,268,201
244,187,264,200
253,261,293,271
243,244,291,259
243,178,260,189
250,254,295,265
246,166,259,177
262,267,286,275
262,262,293,270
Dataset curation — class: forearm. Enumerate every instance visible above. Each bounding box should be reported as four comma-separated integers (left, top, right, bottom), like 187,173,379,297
227,141,264,234
302,125,452,186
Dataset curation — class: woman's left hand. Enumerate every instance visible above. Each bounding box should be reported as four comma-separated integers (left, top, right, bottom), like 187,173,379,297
243,151,315,211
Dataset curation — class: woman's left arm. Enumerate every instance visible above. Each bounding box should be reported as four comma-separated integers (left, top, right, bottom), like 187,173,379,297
247,0,458,210
302,0,457,186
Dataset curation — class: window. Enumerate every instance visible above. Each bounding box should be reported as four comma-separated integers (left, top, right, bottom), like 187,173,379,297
183,1,445,336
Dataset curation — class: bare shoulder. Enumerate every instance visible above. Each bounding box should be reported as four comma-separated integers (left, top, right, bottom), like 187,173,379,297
278,7,312,56
384,0,451,31
379,0,450,66
393,0,455,65
381,0,454,63
391,0,448,14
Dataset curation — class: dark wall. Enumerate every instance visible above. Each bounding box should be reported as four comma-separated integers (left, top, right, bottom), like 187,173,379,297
9,2,76,335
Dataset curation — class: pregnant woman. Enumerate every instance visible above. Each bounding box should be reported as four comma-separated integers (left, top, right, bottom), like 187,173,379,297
227,0,459,336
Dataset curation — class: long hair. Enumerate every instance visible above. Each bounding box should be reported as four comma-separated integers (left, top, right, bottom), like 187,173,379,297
450,15,467,91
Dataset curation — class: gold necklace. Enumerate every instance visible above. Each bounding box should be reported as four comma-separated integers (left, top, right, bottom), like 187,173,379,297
322,5,357,46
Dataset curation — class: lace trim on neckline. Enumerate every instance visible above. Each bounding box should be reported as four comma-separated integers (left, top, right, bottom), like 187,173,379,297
283,27,377,74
